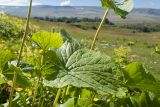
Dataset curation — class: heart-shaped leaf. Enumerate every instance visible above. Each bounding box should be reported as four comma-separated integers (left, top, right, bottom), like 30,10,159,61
100,0,134,18
32,32,63,51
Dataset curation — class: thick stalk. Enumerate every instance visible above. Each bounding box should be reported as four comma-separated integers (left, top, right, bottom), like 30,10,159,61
52,89,62,107
90,8,110,50
8,0,33,107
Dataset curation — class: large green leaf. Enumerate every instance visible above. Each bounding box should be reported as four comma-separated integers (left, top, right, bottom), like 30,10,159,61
100,0,134,18
123,62,155,84
47,41,122,95
32,31,63,51
0,50,16,72
123,62,160,96
3,65,31,89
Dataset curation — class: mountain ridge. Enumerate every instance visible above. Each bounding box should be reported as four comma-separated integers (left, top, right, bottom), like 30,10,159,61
0,5,160,24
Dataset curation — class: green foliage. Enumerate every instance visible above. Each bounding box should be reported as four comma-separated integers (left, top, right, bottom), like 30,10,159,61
0,51,30,89
0,14,24,38
1,29,160,107
121,24,160,32
1,0,160,107
34,16,102,23
0,14,39,39
100,0,134,18
114,46,133,64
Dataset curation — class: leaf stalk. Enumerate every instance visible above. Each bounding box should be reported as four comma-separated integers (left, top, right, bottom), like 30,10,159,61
52,88,62,107
90,8,110,50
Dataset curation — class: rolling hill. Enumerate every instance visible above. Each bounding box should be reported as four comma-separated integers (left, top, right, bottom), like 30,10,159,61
0,5,160,24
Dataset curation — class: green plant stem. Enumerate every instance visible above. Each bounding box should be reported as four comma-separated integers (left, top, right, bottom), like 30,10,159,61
52,88,62,107
37,79,43,107
8,0,33,107
40,98,45,107
32,53,44,106
32,77,40,107
90,8,110,50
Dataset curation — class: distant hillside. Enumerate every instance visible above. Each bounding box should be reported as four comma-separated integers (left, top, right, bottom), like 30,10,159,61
0,5,160,24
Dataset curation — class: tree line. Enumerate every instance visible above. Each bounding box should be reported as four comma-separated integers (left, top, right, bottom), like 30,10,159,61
33,16,114,25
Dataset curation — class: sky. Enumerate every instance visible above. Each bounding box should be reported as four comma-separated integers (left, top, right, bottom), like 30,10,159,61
0,0,159,9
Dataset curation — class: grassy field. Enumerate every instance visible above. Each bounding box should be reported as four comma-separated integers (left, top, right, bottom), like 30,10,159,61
1,15,160,80
30,19,160,80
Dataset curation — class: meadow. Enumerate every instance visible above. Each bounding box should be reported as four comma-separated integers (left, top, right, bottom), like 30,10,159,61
30,19,160,79
2,15,160,79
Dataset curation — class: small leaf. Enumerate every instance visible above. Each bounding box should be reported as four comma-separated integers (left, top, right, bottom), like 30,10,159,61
155,46,160,54
0,77,5,84
100,0,134,18
116,87,128,98
32,32,63,50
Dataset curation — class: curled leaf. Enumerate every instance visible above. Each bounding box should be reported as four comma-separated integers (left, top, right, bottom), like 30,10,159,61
100,0,134,18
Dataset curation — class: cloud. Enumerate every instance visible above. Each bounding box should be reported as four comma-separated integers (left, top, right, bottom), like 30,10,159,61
148,1,160,9
0,0,26,6
0,0,42,6
149,1,156,7
60,0,71,6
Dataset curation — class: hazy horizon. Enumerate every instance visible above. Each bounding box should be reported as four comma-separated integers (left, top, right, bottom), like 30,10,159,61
0,0,160,9
0,5,160,10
